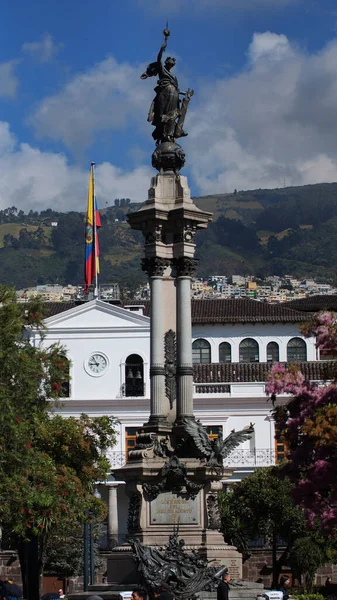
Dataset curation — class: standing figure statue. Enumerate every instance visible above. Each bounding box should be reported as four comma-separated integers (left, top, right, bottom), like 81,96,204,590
141,28,194,146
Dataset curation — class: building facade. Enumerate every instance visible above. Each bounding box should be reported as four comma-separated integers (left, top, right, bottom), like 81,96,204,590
29,297,327,545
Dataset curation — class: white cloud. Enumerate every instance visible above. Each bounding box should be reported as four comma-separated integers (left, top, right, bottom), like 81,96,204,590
248,31,293,63
27,30,337,197
0,122,152,212
184,32,337,193
0,60,19,98
22,33,63,63
29,57,151,153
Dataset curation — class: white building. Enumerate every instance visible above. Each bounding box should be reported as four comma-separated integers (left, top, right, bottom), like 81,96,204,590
29,297,325,545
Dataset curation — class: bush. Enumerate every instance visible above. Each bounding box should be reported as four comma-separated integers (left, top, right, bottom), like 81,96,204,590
292,594,325,600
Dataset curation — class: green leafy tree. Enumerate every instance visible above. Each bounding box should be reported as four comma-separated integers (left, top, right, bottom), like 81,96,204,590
219,468,337,589
0,286,117,599
219,468,308,586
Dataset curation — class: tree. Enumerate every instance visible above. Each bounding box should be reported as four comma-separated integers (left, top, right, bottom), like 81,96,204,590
219,468,306,585
267,311,337,537
219,467,336,589
289,537,325,591
0,286,118,599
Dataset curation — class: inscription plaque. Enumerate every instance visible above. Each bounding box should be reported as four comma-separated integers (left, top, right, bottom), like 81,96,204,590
229,559,241,577
150,492,199,525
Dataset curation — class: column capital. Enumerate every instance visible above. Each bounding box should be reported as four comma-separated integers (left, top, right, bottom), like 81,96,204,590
174,256,198,277
142,256,170,277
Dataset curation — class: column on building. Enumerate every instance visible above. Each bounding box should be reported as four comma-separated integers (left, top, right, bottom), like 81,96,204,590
107,483,119,547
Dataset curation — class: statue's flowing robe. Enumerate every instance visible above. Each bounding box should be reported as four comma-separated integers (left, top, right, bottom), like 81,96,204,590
146,61,180,142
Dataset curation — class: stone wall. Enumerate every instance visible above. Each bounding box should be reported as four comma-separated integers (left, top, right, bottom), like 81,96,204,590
242,548,286,586
0,552,22,586
242,548,337,588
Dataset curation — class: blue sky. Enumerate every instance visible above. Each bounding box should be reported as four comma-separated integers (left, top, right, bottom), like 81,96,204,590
1,0,337,211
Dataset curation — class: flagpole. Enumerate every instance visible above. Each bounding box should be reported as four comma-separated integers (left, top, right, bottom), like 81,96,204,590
92,162,99,299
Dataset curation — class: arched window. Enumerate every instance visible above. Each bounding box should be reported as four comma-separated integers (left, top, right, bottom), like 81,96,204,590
219,342,231,363
287,338,307,362
267,342,279,363
239,338,259,363
192,339,211,364
60,355,70,397
125,354,144,397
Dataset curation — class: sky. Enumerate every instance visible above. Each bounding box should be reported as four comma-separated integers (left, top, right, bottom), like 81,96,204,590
1,0,337,212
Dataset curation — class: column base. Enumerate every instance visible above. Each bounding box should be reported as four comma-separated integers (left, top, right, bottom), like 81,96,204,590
143,415,172,433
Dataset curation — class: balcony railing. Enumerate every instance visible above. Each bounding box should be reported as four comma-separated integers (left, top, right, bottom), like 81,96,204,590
120,383,146,398
106,450,127,468
223,448,276,467
107,448,276,470
195,383,231,394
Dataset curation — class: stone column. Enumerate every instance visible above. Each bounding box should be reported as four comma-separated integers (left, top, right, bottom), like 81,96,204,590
142,257,169,426
175,257,197,420
107,484,119,548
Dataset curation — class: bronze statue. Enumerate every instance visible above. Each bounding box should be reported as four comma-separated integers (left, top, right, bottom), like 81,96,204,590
179,419,255,471
141,28,194,146
130,531,226,600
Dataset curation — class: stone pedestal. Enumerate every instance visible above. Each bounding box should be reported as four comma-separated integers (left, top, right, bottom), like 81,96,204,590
107,456,242,584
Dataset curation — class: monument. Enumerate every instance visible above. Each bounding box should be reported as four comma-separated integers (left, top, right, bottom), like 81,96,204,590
107,28,254,587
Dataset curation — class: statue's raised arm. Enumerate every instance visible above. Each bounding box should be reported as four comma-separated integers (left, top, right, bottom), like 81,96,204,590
157,29,170,65
140,28,193,151
140,29,169,80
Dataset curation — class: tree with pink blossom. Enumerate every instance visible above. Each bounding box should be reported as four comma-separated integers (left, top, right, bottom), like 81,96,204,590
267,311,337,536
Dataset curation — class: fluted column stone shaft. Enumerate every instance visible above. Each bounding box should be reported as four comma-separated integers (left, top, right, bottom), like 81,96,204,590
176,275,194,418
149,275,166,420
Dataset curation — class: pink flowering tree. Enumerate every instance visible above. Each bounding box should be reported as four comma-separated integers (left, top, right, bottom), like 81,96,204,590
267,311,337,535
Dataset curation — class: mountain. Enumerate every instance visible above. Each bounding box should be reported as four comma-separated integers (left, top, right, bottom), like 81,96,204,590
1,182,337,290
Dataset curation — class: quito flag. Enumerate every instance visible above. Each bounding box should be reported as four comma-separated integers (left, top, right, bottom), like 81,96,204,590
84,163,101,293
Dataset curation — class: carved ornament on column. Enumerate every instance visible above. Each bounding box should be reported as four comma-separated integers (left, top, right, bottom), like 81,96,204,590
174,256,198,277
143,455,204,501
174,224,197,244
150,365,166,378
127,491,142,531
164,329,177,409
141,256,170,277
144,223,163,245
177,365,194,377
206,493,221,530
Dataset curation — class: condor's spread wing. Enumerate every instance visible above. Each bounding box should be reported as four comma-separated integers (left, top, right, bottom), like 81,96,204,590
220,425,255,459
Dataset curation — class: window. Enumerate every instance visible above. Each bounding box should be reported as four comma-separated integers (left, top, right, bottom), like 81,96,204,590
275,424,287,463
287,338,307,362
219,342,231,363
267,342,279,363
125,427,141,462
125,427,140,453
125,354,144,397
239,338,259,363
192,339,211,364
206,425,223,441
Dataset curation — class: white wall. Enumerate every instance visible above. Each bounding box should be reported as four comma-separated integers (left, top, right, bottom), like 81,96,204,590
39,330,150,400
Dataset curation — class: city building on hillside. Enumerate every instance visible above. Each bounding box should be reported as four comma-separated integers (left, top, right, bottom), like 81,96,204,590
24,296,332,546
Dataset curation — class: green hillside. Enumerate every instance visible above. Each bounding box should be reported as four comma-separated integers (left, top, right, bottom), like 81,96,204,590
1,182,337,290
